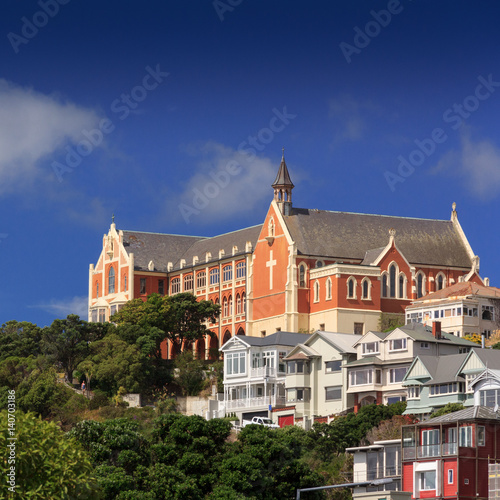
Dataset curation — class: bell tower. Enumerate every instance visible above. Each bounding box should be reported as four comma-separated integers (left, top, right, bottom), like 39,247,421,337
272,149,294,216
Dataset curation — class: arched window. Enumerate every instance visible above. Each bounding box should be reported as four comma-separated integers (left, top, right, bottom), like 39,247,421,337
382,274,388,298
236,294,241,314
96,282,99,298
347,277,355,299
108,267,115,294
389,264,396,298
362,278,370,300
326,278,332,300
399,274,405,299
236,261,246,279
223,297,228,317
268,217,275,237
299,264,306,287
184,274,193,291
197,271,206,288
171,277,181,294
314,280,320,302
436,273,445,291
417,272,425,298
229,295,233,316
209,268,219,285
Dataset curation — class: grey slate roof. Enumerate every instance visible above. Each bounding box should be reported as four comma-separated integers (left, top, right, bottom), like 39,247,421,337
396,323,478,347
344,355,384,367
421,405,500,424
283,209,472,267
121,225,262,273
175,224,262,271
317,331,360,353
234,332,311,347
122,231,205,272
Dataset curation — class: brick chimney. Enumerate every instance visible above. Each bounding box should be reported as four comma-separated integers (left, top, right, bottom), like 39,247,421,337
432,321,441,339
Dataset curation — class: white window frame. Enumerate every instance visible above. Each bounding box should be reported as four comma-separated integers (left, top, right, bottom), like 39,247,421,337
389,338,407,352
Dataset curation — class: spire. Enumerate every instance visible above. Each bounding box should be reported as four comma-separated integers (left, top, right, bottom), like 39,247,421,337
272,149,294,215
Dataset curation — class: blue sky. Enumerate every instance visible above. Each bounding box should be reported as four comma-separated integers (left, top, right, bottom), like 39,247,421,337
1,0,500,326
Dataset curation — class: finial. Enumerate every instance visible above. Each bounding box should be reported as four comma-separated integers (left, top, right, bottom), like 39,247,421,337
452,202,456,212
389,228,396,237
112,214,115,224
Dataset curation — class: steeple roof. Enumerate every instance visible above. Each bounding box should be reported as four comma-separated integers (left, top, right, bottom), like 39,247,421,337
272,151,294,189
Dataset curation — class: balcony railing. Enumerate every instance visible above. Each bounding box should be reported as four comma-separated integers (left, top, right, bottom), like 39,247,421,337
224,395,286,410
353,466,401,482
404,443,457,460
442,442,457,455
417,445,440,458
250,366,281,378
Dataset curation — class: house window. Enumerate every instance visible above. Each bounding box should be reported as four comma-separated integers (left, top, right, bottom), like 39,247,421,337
325,386,342,401
382,274,388,297
225,352,246,376
184,274,193,291
389,367,407,384
347,277,355,298
209,268,219,285
287,360,307,374
96,282,99,298
420,471,436,490
389,264,396,298
448,469,454,484
158,279,164,295
196,271,206,288
110,305,117,316
236,294,241,314
389,338,407,351
480,388,500,407
478,426,485,446
362,342,379,355
299,264,306,287
387,396,406,404
242,293,246,314
286,388,309,403
278,351,287,373
124,275,127,292
350,369,373,386
362,279,370,299
420,342,429,349
408,386,420,399
325,360,342,373
91,309,98,322
459,426,473,447
482,305,494,321
171,277,181,294
108,267,115,294
223,265,232,282
229,296,233,316
223,297,228,317
140,278,146,294
437,274,445,291
314,281,320,302
326,278,332,300
236,261,246,279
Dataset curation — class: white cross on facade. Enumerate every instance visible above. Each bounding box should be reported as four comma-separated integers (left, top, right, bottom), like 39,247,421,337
266,250,277,290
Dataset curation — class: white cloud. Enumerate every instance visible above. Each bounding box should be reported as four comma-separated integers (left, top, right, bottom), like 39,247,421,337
33,296,88,320
168,142,280,225
0,79,102,193
431,129,500,198
328,94,379,144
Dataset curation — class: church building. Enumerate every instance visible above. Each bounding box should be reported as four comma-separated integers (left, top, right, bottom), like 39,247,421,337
89,154,483,358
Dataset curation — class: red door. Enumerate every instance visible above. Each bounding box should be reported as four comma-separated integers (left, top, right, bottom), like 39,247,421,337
278,415,294,428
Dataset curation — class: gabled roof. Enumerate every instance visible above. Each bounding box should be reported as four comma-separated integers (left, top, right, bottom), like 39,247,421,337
411,281,500,304
421,405,500,424
313,331,359,353
458,348,500,374
344,355,384,367
395,323,478,347
122,231,204,272
220,332,310,350
282,209,472,267
403,356,436,384
416,353,468,385
352,330,388,347
469,368,500,388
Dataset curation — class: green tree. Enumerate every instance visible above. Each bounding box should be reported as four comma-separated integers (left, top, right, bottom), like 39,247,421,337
42,314,94,381
0,321,43,362
430,402,464,418
173,350,206,396
112,293,220,354
0,410,100,498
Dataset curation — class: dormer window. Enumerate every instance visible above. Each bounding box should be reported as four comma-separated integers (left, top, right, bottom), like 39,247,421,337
362,341,379,355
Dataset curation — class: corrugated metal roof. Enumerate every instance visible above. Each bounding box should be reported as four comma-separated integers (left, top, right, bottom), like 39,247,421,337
421,405,500,424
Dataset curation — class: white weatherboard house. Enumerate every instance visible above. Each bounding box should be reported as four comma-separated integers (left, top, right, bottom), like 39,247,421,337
275,331,359,428
220,332,310,423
